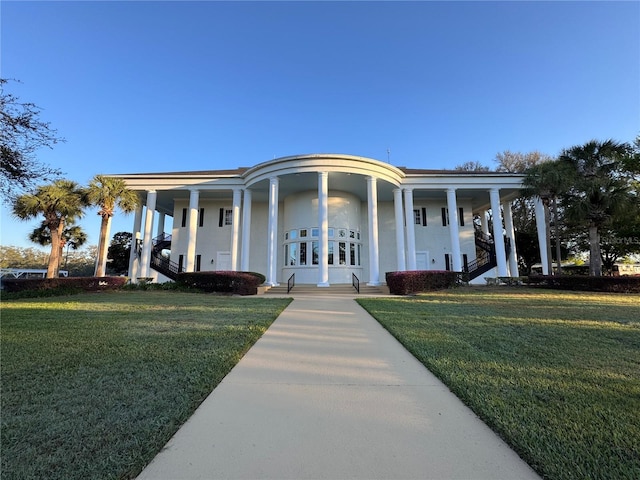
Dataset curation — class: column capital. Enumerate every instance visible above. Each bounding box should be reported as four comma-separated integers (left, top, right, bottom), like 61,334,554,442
446,187,457,194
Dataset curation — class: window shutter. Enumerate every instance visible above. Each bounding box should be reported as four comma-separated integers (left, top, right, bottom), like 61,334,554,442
199,208,205,227
422,207,427,226
181,208,187,228
445,254,450,271
441,208,447,226
459,207,464,226
196,255,201,272
219,208,224,227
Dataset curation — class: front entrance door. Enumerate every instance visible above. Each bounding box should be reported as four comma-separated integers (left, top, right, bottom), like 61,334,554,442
216,252,231,271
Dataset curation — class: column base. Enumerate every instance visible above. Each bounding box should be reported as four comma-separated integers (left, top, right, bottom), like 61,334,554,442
317,282,330,287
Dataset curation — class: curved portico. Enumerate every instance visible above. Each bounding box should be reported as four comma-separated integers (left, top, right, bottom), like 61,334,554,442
112,153,538,286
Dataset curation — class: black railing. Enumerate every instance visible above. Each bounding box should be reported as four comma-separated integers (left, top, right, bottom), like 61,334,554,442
352,273,360,293
152,233,172,252
287,273,295,293
474,230,494,252
150,249,182,280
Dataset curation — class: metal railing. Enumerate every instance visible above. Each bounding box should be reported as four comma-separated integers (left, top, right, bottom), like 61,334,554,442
352,273,360,293
287,273,295,293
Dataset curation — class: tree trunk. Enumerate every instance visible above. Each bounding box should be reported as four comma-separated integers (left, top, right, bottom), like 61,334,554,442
47,220,63,278
94,214,110,277
543,200,553,275
589,225,602,276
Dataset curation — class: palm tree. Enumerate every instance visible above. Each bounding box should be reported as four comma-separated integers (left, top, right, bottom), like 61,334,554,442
29,220,87,272
86,175,138,277
522,160,571,275
12,179,88,278
559,140,632,276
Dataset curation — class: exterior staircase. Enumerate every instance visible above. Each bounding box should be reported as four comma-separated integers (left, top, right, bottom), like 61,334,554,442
264,284,389,296
463,230,512,281
149,234,182,280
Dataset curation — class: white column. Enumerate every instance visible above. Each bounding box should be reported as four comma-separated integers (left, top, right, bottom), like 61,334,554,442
403,188,417,270
266,176,279,286
503,201,520,277
156,213,166,238
534,197,550,275
230,188,242,271
128,203,143,282
446,188,462,272
367,176,380,286
481,211,490,235
318,172,329,287
393,188,406,271
185,189,199,272
490,188,508,276
240,188,252,272
139,190,156,278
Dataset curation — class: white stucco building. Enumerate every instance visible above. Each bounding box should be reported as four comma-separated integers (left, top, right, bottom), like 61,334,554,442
112,154,549,287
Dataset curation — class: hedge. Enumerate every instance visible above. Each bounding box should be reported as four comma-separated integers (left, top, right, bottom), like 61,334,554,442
386,270,462,295
1,276,128,294
175,271,263,295
526,275,640,293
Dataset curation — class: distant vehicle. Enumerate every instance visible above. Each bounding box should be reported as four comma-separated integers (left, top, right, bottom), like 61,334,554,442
0,268,69,279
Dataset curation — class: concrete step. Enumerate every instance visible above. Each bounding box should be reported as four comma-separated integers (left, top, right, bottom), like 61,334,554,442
263,284,389,296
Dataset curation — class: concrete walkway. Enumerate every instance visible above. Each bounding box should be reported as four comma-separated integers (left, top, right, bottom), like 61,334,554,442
137,295,540,480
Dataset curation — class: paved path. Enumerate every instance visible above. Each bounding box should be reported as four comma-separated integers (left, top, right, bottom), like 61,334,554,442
137,295,540,480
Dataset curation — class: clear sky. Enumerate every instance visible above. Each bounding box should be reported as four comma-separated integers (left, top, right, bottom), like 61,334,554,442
1,0,638,251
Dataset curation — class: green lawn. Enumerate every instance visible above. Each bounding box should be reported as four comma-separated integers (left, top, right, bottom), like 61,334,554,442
358,288,640,480
1,291,291,480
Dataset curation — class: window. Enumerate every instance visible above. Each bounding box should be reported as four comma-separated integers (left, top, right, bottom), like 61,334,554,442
338,229,347,238
181,208,187,228
312,241,319,265
289,243,297,266
339,242,346,265
311,228,319,237
219,208,232,226
284,245,289,266
290,230,297,240
300,229,307,238
413,209,421,225
328,242,334,265
441,208,449,226
199,208,205,227
300,242,307,265
350,243,356,266
328,228,334,237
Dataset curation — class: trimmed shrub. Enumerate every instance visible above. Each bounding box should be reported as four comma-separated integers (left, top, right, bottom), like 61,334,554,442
175,271,262,295
386,270,462,295
2,276,128,295
525,275,640,293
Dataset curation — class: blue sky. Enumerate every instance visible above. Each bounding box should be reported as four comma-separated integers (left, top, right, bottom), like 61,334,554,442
1,0,639,250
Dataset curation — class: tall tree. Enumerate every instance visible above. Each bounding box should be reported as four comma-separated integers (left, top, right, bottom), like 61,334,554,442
107,231,132,275
12,179,88,278
0,79,64,201
29,220,87,272
454,161,490,172
86,175,139,277
559,139,634,276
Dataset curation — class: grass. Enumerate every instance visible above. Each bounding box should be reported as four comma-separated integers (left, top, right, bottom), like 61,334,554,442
1,291,291,480
357,287,640,480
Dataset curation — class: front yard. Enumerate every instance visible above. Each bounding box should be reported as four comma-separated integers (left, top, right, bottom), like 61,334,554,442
358,288,640,480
